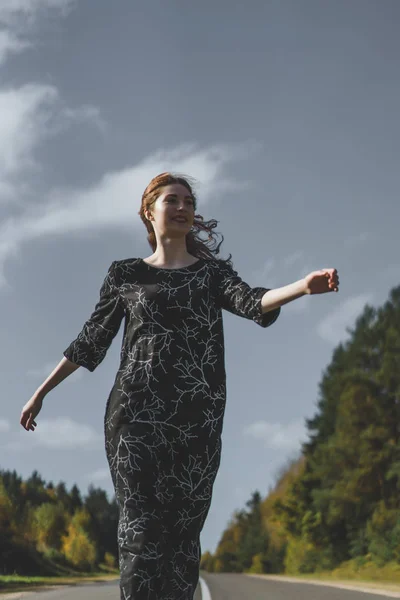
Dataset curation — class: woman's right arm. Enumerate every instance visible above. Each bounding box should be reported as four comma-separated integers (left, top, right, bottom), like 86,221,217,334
20,357,80,432
37,357,80,397
21,261,124,432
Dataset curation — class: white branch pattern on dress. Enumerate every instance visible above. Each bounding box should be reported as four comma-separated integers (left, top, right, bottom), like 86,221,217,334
63,257,280,599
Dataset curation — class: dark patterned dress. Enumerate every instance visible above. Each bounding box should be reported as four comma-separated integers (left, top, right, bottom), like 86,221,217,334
64,257,280,600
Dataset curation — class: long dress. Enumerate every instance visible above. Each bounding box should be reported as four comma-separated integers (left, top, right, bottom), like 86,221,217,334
63,257,280,600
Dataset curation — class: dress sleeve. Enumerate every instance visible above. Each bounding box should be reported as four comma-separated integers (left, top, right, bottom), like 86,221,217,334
217,261,281,328
63,261,125,371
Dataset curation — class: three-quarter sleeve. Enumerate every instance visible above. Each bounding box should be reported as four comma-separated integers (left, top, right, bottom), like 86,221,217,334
217,261,281,328
63,261,125,371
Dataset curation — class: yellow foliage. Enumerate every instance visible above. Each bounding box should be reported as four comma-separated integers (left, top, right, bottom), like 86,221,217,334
104,552,117,569
0,483,15,533
231,522,243,546
261,455,306,553
284,535,319,574
330,558,400,582
213,558,224,573
71,508,92,533
200,551,215,572
61,522,96,570
248,553,264,574
45,488,57,502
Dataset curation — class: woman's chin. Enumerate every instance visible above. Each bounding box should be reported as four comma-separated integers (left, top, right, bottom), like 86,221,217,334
167,223,191,234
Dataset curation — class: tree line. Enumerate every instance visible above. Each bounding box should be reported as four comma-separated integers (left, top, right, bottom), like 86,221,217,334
201,285,400,575
0,470,118,575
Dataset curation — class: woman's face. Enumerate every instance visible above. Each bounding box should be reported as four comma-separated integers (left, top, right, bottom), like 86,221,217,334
146,183,195,237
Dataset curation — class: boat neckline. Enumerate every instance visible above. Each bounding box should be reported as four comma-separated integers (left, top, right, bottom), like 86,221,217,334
140,258,204,272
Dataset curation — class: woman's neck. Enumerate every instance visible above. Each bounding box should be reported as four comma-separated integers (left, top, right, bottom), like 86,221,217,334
143,241,196,268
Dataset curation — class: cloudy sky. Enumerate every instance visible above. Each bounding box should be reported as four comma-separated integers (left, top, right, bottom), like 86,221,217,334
0,0,399,554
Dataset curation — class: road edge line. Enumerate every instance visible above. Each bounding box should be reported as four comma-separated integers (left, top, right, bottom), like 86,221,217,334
199,576,212,600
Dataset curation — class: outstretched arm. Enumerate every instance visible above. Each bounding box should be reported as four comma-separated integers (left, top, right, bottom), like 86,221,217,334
261,268,339,313
20,357,80,431
21,261,125,432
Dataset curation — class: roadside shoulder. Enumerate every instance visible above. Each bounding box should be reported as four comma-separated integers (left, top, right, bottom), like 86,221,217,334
246,574,400,598
0,586,68,599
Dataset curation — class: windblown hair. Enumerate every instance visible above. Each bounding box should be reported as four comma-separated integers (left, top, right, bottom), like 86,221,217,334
138,172,232,263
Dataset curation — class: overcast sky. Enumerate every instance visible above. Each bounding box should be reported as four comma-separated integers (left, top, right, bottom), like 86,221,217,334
0,0,399,554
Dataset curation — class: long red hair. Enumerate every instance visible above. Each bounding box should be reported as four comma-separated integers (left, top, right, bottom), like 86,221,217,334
138,172,231,262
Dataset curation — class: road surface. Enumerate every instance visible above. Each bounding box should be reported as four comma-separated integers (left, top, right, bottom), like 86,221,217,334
3,574,400,599
202,573,400,599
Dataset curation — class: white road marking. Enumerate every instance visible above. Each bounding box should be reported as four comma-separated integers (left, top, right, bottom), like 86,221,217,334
199,576,212,600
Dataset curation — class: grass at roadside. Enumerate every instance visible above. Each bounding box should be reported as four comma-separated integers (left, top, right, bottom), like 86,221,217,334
305,558,400,584
247,559,400,593
0,568,119,595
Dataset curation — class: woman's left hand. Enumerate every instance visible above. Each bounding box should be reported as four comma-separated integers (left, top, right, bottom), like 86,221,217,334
304,268,339,295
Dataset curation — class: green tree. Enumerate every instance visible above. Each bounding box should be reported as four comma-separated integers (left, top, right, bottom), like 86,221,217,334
236,491,270,572
365,501,400,564
30,502,67,551
70,484,83,513
276,286,400,570
200,551,215,572
213,525,242,573
84,485,118,561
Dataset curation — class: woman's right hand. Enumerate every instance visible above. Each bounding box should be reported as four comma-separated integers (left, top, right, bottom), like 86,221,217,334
20,392,44,432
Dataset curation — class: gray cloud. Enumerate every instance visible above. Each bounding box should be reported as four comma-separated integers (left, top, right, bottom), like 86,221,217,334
243,418,306,451
0,30,29,64
0,142,254,287
317,293,373,344
0,0,75,29
9,417,101,450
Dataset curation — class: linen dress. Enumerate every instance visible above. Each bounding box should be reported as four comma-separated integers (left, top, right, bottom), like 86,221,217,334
63,257,280,600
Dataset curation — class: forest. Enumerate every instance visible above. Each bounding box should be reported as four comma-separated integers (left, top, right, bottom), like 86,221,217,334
0,470,118,575
1,284,399,578
201,284,400,576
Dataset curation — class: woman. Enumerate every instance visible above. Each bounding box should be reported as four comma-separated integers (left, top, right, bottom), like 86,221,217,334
20,172,339,599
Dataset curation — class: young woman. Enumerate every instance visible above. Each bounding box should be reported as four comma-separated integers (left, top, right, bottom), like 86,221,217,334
20,172,339,599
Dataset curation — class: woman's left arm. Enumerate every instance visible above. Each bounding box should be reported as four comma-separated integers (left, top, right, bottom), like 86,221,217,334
261,268,340,313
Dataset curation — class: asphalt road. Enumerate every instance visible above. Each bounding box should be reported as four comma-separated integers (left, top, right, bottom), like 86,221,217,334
3,580,201,600
201,573,400,599
4,575,399,599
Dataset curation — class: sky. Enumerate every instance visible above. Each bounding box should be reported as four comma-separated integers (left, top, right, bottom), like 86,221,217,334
0,0,399,555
